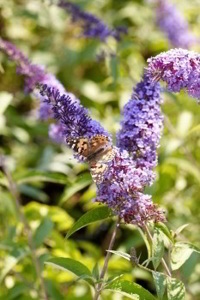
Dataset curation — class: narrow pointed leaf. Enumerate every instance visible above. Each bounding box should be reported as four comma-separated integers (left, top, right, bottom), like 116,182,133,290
107,250,131,261
66,206,112,239
174,224,189,236
14,170,67,184
46,257,93,285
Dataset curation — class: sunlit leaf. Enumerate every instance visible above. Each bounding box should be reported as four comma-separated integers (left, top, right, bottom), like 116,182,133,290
167,277,185,300
106,279,156,300
65,206,112,239
171,242,200,270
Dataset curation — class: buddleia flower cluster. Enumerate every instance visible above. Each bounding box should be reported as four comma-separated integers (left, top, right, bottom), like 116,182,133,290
1,38,165,226
117,74,163,183
155,0,195,48
57,0,127,41
0,38,71,143
147,48,200,101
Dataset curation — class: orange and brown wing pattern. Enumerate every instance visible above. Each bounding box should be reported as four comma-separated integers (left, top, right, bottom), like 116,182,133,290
67,134,116,183
66,137,90,159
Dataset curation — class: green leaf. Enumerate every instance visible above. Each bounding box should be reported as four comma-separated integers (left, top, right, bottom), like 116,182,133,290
92,263,100,280
59,173,92,205
19,184,48,202
155,222,174,243
107,250,131,261
33,218,54,248
105,279,156,300
45,257,93,285
65,206,112,239
14,170,67,185
152,228,165,269
171,242,200,270
167,277,185,300
174,224,189,237
152,271,166,300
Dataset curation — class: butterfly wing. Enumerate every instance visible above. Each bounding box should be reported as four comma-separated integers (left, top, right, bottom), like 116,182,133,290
66,137,90,160
90,162,108,184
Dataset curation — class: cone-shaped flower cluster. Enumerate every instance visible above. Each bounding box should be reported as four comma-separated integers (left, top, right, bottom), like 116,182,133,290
147,48,200,101
156,0,195,48
117,74,163,185
58,0,127,41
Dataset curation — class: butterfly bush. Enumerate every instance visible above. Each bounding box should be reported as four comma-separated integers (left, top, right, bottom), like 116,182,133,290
1,39,165,226
38,84,165,225
117,74,163,184
147,48,200,101
58,0,127,41
156,0,195,48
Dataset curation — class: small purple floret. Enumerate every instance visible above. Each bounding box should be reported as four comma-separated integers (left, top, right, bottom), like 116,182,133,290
39,84,109,139
147,48,200,101
96,149,165,226
117,74,163,184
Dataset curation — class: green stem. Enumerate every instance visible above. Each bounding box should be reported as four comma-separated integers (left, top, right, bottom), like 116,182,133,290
93,217,120,300
0,155,49,300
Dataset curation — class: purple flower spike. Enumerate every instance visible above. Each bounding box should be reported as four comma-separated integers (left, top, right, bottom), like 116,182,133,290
117,74,163,184
96,149,165,226
58,0,126,41
0,38,76,120
0,38,46,92
147,48,200,101
156,0,195,48
38,84,109,139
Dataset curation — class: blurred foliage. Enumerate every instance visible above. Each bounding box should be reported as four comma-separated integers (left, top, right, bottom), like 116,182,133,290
1,0,200,299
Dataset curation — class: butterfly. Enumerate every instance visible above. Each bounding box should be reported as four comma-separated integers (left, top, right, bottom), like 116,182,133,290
66,134,116,184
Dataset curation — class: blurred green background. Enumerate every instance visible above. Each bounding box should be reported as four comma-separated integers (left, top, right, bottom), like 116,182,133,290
1,0,200,299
